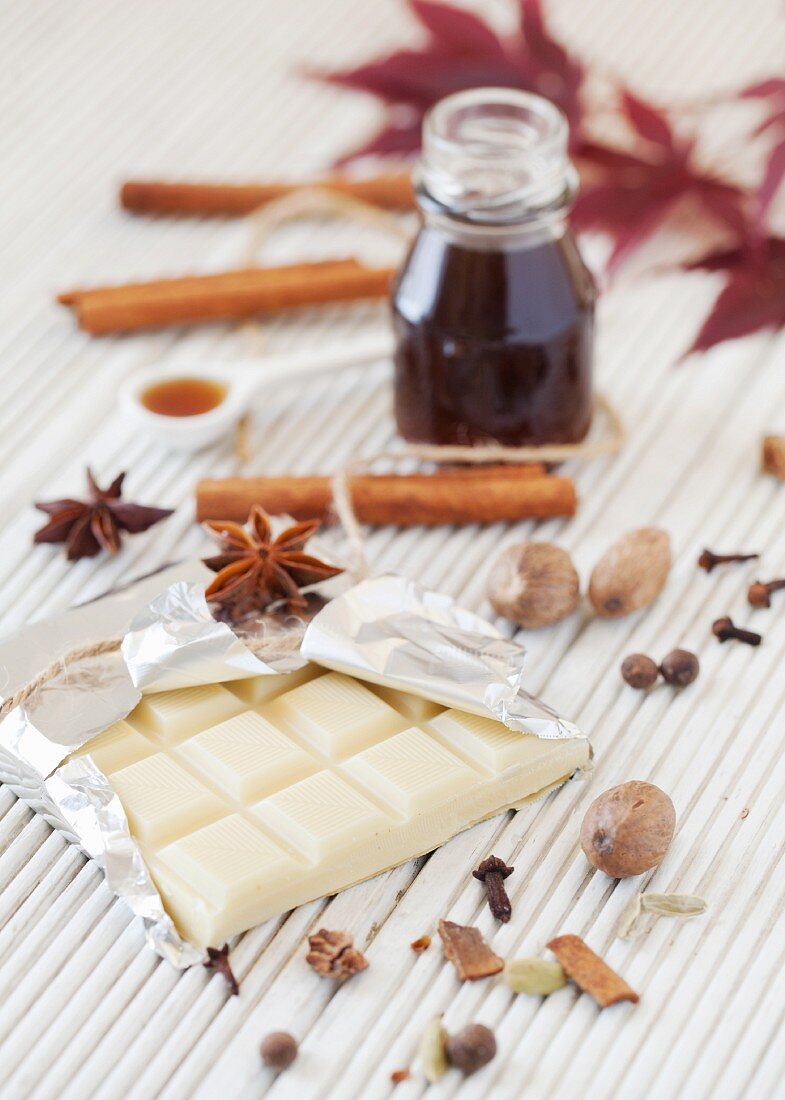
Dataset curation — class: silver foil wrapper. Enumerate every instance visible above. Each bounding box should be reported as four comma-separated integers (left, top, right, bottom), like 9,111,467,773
301,575,583,740
0,560,210,968
0,564,586,967
122,580,283,692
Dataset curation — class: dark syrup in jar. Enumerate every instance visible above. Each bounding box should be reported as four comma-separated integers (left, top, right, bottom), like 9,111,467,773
392,227,595,446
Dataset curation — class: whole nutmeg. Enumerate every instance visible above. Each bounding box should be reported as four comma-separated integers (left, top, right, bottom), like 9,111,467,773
580,780,675,878
621,653,659,690
589,528,671,619
486,542,580,629
659,648,699,687
446,1023,497,1076
260,1031,298,1070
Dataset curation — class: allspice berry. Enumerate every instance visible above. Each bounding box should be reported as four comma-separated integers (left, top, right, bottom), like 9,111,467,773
659,648,699,687
621,653,659,690
486,543,580,629
446,1023,497,1076
260,1031,298,1071
580,780,675,878
589,528,671,619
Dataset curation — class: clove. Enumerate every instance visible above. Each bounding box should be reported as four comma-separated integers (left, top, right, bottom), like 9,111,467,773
712,616,762,646
473,855,514,922
748,578,785,609
698,549,759,573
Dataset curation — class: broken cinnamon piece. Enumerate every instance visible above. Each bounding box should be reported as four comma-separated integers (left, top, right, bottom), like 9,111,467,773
390,1068,411,1085
306,928,368,981
438,919,503,981
203,944,239,995
762,435,785,480
410,935,431,953
546,934,639,1008
120,170,416,217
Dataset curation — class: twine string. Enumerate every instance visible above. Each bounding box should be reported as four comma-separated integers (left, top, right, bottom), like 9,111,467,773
0,194,623,722
0,402,623,719
0,638,123,723
0,632,304,724
240,191,624,580
331,392,625,580
244,186,411,267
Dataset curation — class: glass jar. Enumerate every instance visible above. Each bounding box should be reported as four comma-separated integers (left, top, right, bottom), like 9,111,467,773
392,87,596,447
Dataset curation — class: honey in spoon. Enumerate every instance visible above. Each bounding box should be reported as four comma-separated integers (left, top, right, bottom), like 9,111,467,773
140,377,228,417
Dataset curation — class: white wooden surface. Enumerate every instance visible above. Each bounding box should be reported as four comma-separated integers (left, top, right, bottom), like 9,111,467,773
2,1,785,1097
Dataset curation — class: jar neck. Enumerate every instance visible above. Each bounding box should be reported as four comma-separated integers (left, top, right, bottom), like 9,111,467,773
415,177,573,251
416,87,577,246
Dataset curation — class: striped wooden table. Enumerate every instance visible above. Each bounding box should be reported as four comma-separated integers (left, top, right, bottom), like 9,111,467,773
1,1,785,1096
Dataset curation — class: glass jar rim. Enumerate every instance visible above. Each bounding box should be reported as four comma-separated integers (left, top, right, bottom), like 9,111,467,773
424,87,569,164
419,87,575,225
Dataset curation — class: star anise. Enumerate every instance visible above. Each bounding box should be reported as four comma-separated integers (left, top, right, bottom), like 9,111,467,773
202,505,343,621
33,469,173,561
203,944,239,996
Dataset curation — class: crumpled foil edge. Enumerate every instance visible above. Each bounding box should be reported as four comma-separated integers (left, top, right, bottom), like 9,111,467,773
300,575,585,741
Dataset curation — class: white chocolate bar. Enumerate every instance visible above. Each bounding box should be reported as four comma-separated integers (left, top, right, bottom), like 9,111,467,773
70,719,156,775
366,683,444,723
263,672,406,759
179,710,318,802
224,663,322,707
86,667,588,948
133,684,245,745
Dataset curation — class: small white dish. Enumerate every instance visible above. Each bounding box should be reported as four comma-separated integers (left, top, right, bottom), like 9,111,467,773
119,332,394,452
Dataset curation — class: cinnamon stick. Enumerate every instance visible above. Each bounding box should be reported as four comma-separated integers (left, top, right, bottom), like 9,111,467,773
120,170,415,217
196,468,576,527
58,259,394,335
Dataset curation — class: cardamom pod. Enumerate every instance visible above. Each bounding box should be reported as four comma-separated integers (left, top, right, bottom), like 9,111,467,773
641,893,707,917
419,1017,449,1083
617,891,707,940
504,957,566,996
616,893,645,940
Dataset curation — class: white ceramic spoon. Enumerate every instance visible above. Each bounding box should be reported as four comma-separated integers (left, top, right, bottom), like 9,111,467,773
118,331,394,452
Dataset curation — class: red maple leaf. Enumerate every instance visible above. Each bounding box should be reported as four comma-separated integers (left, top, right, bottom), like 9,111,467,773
740,78,785,226
514,0,584,133
682,237,785,356
573,90,748,274
317,0,587,164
